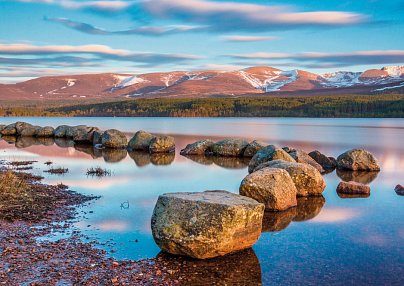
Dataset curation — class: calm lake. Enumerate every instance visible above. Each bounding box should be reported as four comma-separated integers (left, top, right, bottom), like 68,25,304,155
1,117,403,285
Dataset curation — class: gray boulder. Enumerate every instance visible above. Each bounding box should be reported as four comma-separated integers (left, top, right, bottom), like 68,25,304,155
254,160,326,197
285,148,325,173
248,145,295,174
1,123,17,136
54,125,71,138
151,190,264,259
209,139,249,157
127,130,155,151
72,126,99,143
101,129,128,149
243,140,266,157
337,149,380,171
149,136,175,153
180,139,214,155
20,126,41,137
15,122,33,135
308,150,337,170
35,126,54,137
239,167,297,211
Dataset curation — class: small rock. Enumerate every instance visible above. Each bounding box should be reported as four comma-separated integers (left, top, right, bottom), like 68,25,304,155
248,145,295,173
35,126,54,137
336,181,371,195
308,150,337,170
239,167,297,211
127,130,155,151
149,136,175,153
0,123,17,136
337,149,380,171
101,129,128,149
180,139,214,155
394,184,404,196
243,140,266,157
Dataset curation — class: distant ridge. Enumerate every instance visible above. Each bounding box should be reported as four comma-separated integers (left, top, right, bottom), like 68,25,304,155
1,66,403,100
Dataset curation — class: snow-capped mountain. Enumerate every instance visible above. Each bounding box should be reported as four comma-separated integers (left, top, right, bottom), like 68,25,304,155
1,66,403,100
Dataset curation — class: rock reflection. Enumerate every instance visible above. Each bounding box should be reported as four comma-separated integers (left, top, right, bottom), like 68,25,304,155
36,137,54,146
262,196,325,232
102,148,127,163
74,144,102,159
55,138,75,148
294,196,325,222
150,153,175,166
15,136,37,148
1,135,17,144
128,151,151,167
336,169,378,184
337,192,370,199
156,248,262,286
184,155,249,169
262,208,296,232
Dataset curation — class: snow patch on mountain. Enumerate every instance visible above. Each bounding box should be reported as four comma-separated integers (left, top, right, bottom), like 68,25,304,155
321,72,361,87
382,66,404,78
114,75,147,88
239,69,298,92
373,81,404,91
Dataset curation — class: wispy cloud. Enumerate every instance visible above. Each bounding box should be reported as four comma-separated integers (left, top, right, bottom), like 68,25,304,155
228,50,404,67
0,43,201,66
46,17,204,36
18,0,133,12
222,35,279,42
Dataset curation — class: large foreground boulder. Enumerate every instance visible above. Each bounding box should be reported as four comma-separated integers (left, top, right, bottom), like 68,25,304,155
239,168,297,211
254,160,326,196
180,139,214,155
243,140,266,157
286,148,325,173
209,139,249,157
151,190,264,259
337,149,380,171
101,129,128,149
149,136,175,153
337,181,371,195
248,145,295,173
308,150,337,170
35,126,54,137
127,130,155,151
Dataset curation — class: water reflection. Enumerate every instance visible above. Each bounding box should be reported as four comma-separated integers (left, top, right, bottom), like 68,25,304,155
128,151,151,167
337,192,371,199
102,148,127,163
262,196,325,232
156,248,262,286
336,169,379,184
184,155,249,169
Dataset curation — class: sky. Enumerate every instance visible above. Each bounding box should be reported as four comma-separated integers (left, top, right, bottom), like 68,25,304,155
0,0,403,83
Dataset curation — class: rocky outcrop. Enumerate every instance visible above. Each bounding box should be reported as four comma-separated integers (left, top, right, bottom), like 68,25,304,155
151,190,264,259
337,149,380,171
395,184,404,196
248,145,295,173
209,139,249,157
0,123,17,136
243,140,266,157
101,129,128,149
285,148,325,173
149,136,175,153
239,167,297,211
337,181,371,195
180,139,214,155
127,130,155,151
308,150,337,170
254,160,326,196
35,126,54,137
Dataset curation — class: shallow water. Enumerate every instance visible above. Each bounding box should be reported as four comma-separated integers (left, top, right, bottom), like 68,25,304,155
1,117,403,285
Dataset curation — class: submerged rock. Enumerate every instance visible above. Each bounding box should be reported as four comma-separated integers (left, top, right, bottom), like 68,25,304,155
286,148,325,173
248,145,295,173
308,150,337,170
394,184,404,196
151,190,264,259
127,130,155,151
337,149,380,171
254,160,326,197
337,181,371,195
35,126,54,137
149,136,175,153
209,139,249,157
239,167,297,211
101,129,128,149
243,140,266,157
180,139,214,155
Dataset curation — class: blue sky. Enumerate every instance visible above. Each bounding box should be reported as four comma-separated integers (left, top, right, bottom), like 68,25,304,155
0,0,403,82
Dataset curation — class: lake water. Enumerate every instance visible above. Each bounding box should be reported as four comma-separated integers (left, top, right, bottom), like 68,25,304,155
0,117,403,285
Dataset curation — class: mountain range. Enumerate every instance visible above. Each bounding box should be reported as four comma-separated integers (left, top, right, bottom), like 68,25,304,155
1,66,403,100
